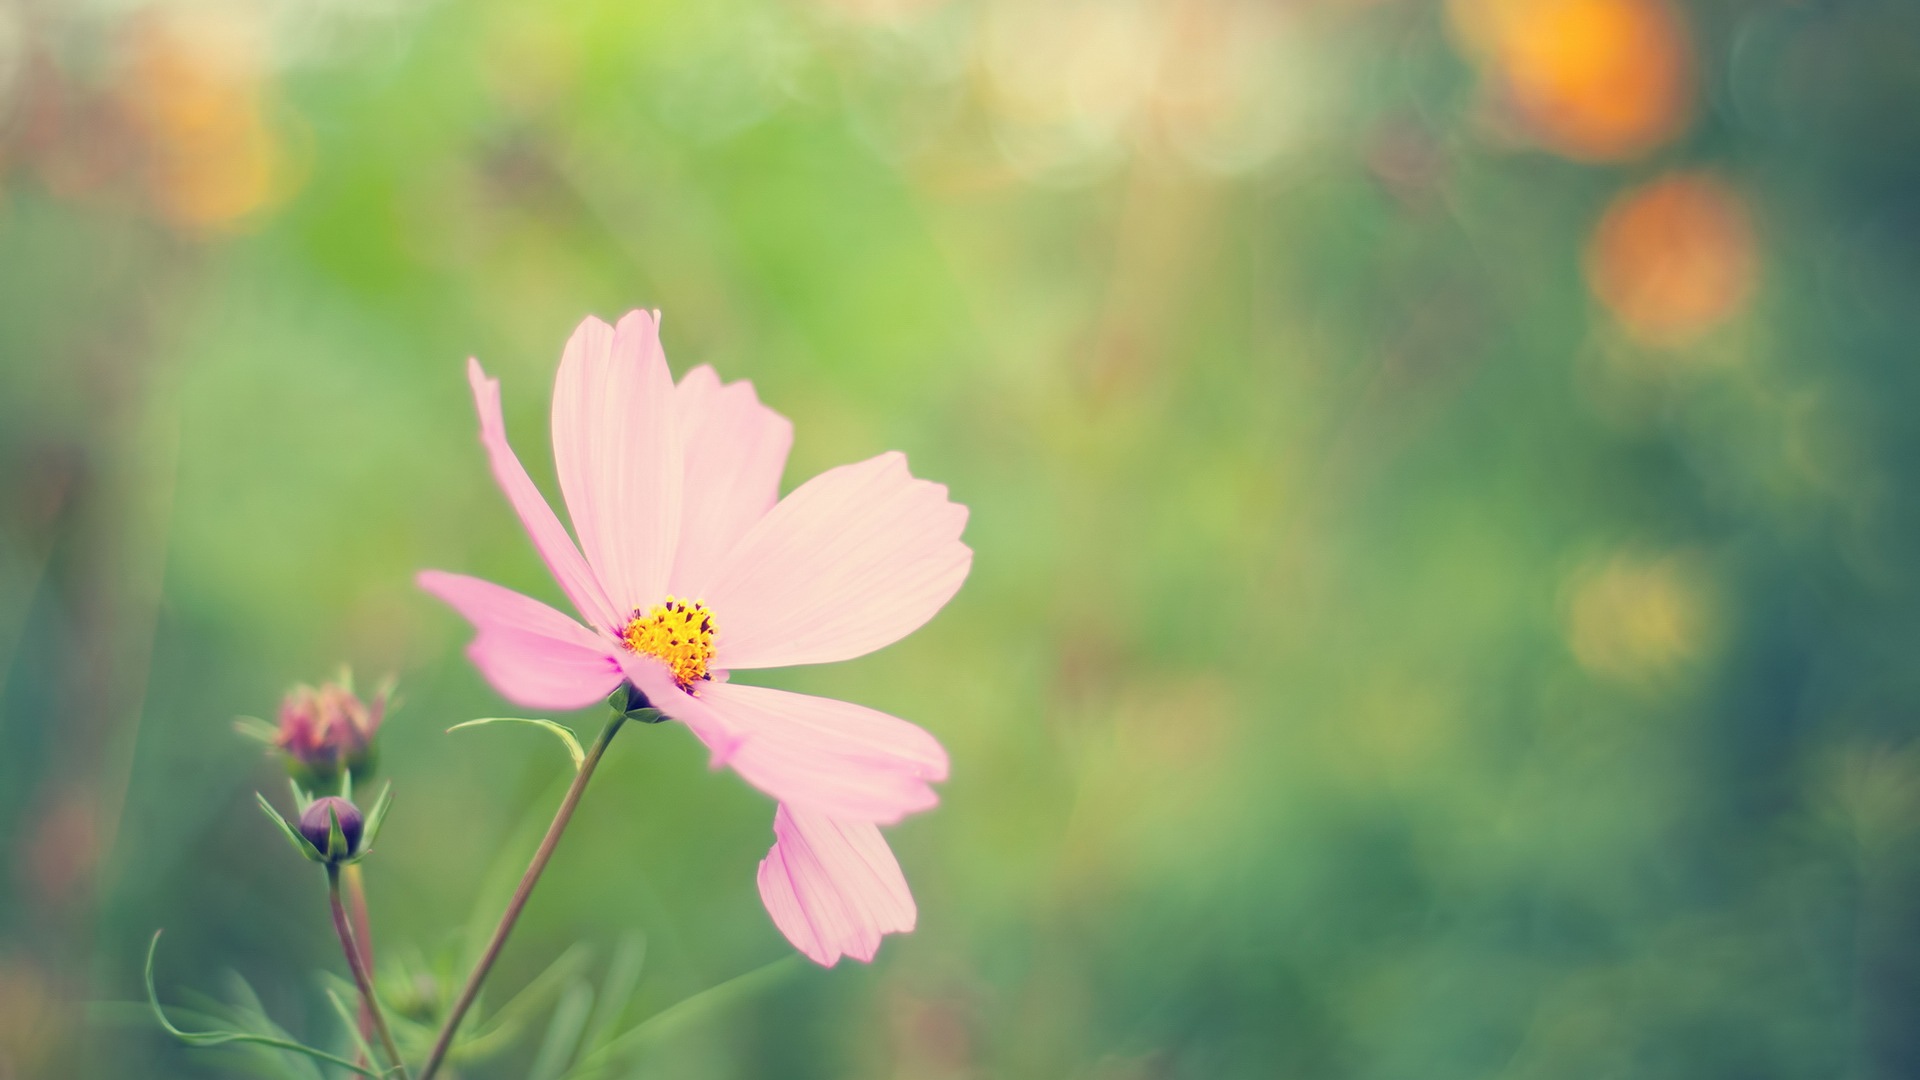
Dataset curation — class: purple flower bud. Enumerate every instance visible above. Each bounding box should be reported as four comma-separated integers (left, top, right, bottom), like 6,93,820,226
298,796,364,860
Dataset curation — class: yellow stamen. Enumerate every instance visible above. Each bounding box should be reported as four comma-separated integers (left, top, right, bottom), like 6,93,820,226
620,597,717,691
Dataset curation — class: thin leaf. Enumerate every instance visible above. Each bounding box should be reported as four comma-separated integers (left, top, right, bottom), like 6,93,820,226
359,784,395,854
446,717,585,772
213,971,329,1080
452,944,594,1063
529,980,594,1080
324,987,380,1069
563,957,799,1080
94,1000,323,1080
581,934,646,1053
288,779,313,813
257,793,323,863
144,931,381,1077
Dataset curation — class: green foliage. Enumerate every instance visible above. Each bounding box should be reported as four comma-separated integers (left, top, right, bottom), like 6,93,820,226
143,933,388,1078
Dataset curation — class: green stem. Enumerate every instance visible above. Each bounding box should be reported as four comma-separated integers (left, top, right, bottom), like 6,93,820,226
327,864,409,1078
418,709,629,1080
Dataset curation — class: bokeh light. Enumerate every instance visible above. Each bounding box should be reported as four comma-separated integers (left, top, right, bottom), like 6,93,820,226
1586,170,1758,347
1451,0,1693,161
1564,550,1712,683
117,8,289,230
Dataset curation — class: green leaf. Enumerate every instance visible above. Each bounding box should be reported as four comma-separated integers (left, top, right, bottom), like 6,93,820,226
563,957,798,1080
144,930,383,1077
581,933,646,1053
357,783,395,856
529,979,594,1080
257,793,324,863
446,717,585,772
452,944,593,1064
324,987,380,1069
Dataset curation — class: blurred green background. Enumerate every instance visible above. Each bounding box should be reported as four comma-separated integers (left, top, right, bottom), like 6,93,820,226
5,0,1920,1075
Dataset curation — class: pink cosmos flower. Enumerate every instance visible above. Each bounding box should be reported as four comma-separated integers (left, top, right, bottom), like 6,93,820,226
418,311,969,966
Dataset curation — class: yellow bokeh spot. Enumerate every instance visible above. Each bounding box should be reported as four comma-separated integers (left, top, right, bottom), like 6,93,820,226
621,598,717,690
1450,0,1692,162
1565,553,1709,682
119,9,287,231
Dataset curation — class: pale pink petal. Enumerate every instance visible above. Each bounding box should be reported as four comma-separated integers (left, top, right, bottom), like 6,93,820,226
700,682,946,824
612,651,744,767
667,366,793,598
756,805,916,967
418,570,623,710
551,312,682,614
465,359,621,634
704,452,971,670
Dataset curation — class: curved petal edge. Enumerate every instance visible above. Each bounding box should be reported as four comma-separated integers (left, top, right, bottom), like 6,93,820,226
701,681,947,824
756,805,916,967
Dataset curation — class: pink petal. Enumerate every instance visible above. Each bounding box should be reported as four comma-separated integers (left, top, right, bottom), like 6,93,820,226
551,312,682,614
418,570,623,710
465,359,621,634
703,452,971,670
700,682,947,824
667,365,793,599
756,805,916,967
612,651,744,767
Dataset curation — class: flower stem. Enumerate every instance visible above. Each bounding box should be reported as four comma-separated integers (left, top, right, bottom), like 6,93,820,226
327,864,409,1078
418,709,629,1080
346,863,376,967
344,863,377,1066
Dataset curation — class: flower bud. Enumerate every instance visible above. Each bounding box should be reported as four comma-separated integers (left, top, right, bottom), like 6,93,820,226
273,676,386,788
298,796,364,861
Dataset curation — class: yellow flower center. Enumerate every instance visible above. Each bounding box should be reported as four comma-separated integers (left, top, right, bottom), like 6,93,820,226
620,597,717,691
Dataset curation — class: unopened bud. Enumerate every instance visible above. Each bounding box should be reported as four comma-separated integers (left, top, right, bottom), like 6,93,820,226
298,796,364,861
273,677,387,787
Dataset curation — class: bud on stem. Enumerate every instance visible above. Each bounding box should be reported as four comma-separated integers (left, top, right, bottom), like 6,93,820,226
300,797,364,862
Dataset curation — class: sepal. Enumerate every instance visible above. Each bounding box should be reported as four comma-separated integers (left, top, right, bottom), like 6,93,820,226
353,783,394,859
257,792,327,863
608,683,668,723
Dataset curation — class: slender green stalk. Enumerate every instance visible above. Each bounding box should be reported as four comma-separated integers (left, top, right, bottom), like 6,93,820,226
419,710,629,1080
328,864,409,1078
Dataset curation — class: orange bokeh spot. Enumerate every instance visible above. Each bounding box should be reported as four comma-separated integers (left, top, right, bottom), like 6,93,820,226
1586,171,1758,347
118,12,285,230
1452,0,1692,162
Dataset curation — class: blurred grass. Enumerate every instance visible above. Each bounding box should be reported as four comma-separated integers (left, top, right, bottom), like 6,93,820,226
4,0,1920,1076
